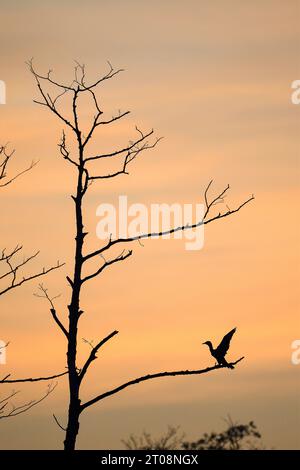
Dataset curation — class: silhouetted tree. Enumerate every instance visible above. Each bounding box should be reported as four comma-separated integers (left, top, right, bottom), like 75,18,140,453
182,418,262,450
123,419,263,450
0,144,66,418
28,60,253,450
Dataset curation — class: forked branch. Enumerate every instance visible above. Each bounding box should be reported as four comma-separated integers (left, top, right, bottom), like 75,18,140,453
0,248,64,297
33,284,68,338
0,145,38,188
79,330,119,383
84,182,254,262
81,250,132,283
88,128,162,180
84,127,160,162
0,383,57,419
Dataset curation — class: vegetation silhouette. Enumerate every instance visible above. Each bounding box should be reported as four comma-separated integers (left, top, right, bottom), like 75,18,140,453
123,418,263,450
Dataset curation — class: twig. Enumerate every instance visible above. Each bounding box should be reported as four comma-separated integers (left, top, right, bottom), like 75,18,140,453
1,371,68,384
53,413,67,431
79,331,118,383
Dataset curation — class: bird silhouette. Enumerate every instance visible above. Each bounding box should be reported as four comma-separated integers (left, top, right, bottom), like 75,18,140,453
203,328,236,369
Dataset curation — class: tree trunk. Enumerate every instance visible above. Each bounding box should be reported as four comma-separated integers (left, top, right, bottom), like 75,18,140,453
64,161,85,451
64,308,81,450
64,396,81,450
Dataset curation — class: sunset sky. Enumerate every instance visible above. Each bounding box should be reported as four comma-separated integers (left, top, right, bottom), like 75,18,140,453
0,0,299,449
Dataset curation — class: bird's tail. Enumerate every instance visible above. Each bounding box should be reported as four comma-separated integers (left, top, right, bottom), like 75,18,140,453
223,359,234,369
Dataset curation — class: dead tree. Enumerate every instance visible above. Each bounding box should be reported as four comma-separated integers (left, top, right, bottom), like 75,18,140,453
0,144,66,417
28,60,254,450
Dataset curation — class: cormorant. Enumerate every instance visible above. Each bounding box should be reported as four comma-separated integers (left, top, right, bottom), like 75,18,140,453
203,327,236,369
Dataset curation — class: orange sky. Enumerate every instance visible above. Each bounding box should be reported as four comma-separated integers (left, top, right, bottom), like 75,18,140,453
0,0,299,449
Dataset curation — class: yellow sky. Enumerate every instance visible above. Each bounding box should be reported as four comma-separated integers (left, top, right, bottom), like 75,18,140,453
0,0,299,449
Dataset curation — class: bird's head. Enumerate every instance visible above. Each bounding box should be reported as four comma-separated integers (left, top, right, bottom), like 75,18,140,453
202,340,212,347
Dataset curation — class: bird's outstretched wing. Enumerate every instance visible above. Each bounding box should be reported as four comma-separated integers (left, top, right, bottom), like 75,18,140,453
215,328,236,357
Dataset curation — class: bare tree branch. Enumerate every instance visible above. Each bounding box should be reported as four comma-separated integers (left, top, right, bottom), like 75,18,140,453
27,60,127,151
27,59,77,131
80,357,245,411
84,127,157,162
58,131,79,168
97,110,130,126
79,330,118,383
0,249,40,282
81,250,132,283
73,60,124,91
204,179,230,218
0,254,65,297
27,58,76,91
88,132,163,180
0,245,23,262
53,413,67,431
33,284,68,338
83,183,254,262
0,383,57,419
0,145,38,188
0,371,68,384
